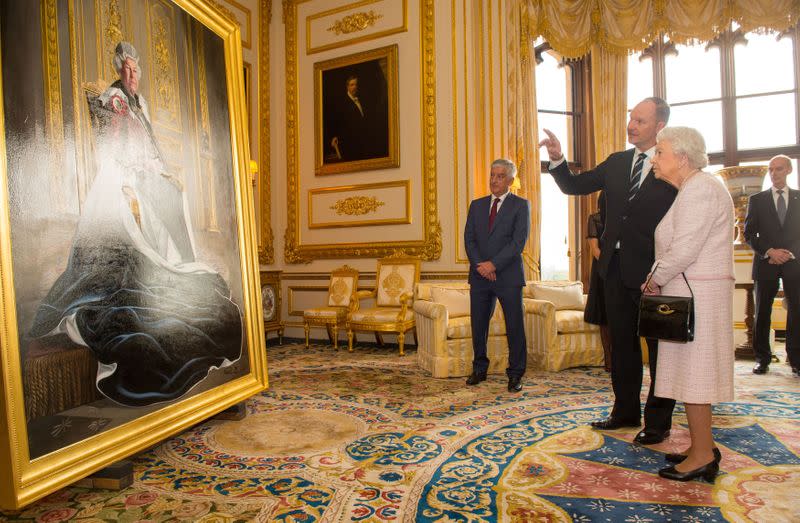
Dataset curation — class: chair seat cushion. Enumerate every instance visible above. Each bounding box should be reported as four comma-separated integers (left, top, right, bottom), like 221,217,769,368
446,314,506,339
350,308,414,323
556,310,599,334
304,307,347,320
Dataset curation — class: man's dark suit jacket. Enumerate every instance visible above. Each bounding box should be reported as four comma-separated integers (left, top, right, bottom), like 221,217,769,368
549,150,677,288
744,188,800,280
464,192,531,287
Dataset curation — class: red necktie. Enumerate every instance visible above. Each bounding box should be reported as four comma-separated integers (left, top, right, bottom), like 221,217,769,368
488,197,499,230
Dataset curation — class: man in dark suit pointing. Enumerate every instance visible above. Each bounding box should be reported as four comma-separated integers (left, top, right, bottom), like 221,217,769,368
744,155,800,375
538,97,677,444
464,159,531,392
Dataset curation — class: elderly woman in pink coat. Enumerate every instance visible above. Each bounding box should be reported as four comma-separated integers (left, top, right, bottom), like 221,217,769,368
643,126,734,482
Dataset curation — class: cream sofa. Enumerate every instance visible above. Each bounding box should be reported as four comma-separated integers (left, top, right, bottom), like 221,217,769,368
524,280,604,372
414,282,509,378
414,280,604,377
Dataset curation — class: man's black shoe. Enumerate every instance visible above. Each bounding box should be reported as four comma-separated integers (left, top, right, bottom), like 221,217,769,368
507,376,523,393
466,372,487,385
634,429,671,445
752,362,769,374
590,417,640,430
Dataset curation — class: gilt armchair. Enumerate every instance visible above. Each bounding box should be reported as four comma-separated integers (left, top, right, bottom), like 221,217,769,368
347,255,421,355
303,265,359,350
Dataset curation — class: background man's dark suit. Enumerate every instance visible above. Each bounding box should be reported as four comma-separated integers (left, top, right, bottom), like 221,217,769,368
464,192,531,379
744,187,800,369
549,150,677,432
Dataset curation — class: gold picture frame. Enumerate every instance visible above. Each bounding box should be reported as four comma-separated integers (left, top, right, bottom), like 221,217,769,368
0,0,267,509
314,44,399,175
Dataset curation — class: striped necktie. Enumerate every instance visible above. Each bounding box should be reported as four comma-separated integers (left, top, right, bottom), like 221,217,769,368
777,189,787,225
629,152,647,200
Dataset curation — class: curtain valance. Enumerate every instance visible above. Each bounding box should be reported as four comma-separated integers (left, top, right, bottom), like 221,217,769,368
522,0,799,58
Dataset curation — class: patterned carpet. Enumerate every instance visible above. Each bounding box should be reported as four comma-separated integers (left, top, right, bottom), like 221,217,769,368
2,343,799,522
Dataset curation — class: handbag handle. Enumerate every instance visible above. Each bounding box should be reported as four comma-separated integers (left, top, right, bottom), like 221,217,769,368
644,263,695,300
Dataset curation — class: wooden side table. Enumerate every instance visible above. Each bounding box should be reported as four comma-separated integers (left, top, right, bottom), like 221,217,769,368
260,270,284,346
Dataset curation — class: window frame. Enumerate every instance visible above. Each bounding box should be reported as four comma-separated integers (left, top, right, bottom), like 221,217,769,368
633,24,800,167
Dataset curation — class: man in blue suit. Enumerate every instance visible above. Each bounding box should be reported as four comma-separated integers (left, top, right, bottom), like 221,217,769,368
464,158,531,392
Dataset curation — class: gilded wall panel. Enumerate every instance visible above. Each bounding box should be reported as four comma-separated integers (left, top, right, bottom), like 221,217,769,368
306,0,407,55
148,0,182,132
95,0,130,83
308,180,410,229
283,0,440,263
212,0,253,49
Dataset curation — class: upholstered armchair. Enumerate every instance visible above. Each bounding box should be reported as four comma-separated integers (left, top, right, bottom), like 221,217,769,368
347,256,420,356
524,280,604,371
303,265,359,350
414,282,509,378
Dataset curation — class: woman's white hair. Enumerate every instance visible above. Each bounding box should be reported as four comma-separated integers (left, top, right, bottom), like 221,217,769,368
657,126,708,169
112,42,142,79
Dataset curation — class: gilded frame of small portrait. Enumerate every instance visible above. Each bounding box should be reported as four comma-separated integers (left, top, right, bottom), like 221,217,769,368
314,44,399,175
0,0,267,509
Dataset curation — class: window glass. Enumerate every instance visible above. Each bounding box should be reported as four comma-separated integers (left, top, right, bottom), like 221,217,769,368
536,50,568,110
539,171,570,280
737,93,797,149
627,54,654,109
734,32,795,96
536,45,574,282
665,43,722,103
667,101,724,153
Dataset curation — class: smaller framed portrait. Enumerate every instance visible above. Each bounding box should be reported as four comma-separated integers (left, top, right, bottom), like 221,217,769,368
314,44,399,175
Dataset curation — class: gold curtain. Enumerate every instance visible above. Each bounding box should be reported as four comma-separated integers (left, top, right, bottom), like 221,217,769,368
506,0,541,280
523,0,800,58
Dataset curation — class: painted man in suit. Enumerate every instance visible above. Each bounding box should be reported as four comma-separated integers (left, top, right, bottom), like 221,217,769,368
539,98,678,445
329,75,386,162
464,158,531,393
744,155,800,375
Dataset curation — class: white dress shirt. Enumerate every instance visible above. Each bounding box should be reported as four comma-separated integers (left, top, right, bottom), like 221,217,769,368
489,190,511,215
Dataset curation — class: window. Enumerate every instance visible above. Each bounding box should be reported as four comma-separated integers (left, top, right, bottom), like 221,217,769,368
627,24,800,188
535,41,587,280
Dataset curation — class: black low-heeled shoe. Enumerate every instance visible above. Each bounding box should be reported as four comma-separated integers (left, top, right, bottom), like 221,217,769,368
665,447,722,464
658,460,719,482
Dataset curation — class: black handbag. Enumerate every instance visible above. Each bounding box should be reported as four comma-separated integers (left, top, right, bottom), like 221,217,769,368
637,266,695,343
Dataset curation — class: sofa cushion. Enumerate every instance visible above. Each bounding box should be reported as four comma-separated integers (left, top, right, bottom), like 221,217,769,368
446,308,506,339
527,281,584,310
556,310,599,333
431,286,471,318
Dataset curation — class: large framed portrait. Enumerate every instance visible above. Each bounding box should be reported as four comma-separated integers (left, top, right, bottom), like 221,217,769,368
0,0,267,509
314,44,399,175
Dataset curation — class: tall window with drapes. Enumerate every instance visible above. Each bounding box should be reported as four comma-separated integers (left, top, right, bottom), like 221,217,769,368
534,40,587,280
628,23,800,185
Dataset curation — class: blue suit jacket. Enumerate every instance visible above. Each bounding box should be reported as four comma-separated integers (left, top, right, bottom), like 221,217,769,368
464,192,531,287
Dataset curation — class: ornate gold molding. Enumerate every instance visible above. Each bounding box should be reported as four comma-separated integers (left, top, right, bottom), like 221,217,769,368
259,0,275,263
150,8,180,130
41,0,65,201
330,196,385,216
327,10,383,35
283,0,441,262
97,0,127,82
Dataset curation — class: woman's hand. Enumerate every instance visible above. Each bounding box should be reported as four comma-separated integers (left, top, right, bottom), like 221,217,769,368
641,277,661,295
